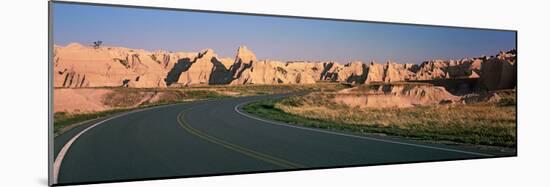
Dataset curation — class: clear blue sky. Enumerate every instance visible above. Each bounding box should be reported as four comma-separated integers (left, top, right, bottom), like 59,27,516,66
53,3,516,64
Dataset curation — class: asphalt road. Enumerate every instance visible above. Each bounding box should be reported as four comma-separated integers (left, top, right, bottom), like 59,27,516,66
53,94,510,185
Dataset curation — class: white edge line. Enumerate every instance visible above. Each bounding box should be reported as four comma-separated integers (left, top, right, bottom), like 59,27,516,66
52,103,185,184
234,101,494,157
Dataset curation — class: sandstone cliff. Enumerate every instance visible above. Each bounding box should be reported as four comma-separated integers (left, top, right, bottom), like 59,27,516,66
54,43,196,88
53,43,516,91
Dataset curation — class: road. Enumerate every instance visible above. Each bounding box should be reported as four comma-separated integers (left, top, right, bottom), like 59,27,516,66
53,94,508,185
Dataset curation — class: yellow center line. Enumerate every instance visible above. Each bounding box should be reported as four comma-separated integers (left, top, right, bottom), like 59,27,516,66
176,108,305,169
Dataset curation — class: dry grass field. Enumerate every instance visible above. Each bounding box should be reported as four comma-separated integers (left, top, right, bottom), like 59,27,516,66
244,87,516,147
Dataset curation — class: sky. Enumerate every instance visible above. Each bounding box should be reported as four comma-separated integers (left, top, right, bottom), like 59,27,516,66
53,3,516,64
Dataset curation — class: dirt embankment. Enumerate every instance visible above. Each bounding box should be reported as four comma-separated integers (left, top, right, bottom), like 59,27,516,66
331,83,510,108
53,88,188,114
333,84,459,108
54,88,113,113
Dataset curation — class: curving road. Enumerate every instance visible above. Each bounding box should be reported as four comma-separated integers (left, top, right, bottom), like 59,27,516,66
53,94,508,185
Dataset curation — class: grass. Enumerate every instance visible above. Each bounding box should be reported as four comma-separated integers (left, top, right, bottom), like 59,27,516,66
103,88,150,108
180,89,233,99
187,82,349,96
243,93,516,147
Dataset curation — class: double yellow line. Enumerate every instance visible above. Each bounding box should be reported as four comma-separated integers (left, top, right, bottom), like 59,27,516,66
176,109,304,169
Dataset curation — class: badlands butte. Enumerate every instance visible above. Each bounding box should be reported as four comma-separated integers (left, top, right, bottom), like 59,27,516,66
54,43,516,90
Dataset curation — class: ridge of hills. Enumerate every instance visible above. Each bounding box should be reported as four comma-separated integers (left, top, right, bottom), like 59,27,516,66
53,43,516,91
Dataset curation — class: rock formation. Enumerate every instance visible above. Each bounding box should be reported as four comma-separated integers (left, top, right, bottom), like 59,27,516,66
333,84,460,108
175,49,230,85
54,43,196,88
53,43,516,91
479,51,517,90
